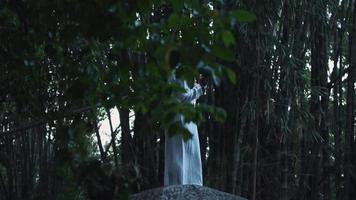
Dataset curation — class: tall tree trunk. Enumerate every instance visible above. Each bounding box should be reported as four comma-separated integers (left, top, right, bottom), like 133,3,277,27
93,117,106,162
307,2,328,199
333,43,342,200
232,95,248,194
107,109,119,168
345,1,356,199
252,36,261,200
119,108,133,166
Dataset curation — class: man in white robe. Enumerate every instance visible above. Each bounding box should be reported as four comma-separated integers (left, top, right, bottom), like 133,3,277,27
164,69,204,186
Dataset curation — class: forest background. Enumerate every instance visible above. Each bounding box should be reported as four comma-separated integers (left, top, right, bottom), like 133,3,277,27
0,0,355,200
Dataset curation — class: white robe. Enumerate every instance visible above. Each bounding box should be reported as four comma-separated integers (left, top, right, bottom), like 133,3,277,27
164,73,204,186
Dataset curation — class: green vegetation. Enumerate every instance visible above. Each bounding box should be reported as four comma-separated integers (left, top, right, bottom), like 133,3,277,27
1,0,356,200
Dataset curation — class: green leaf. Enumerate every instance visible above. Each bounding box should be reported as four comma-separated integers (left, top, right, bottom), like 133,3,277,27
214,107,227,122
0,8,20,29
168,13,180,29
171,0,184,11
167,123,193,141
175,65,198,86
225,68,237,84
186,0,200,11
231,9,256,23
181,128,193,141
222,31,236,47
211,46,235,61
181,27,195,45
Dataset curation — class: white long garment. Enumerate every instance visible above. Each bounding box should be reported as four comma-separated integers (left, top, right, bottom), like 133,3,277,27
164,73,204,186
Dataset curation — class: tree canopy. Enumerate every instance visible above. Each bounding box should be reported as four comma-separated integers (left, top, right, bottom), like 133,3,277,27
1,0,356,200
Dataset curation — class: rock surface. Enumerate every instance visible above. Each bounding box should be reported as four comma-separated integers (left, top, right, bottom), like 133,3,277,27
131,185,247,200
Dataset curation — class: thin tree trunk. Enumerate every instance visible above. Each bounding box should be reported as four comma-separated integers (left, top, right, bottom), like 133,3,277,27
345,1,356,198
107,109,119,168
232,96,248,194
252,69,260,200
333,47,342,200
93,118,107,162
119,108,133,166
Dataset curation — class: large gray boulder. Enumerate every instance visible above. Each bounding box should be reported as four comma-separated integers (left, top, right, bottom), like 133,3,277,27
131,185,247,200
